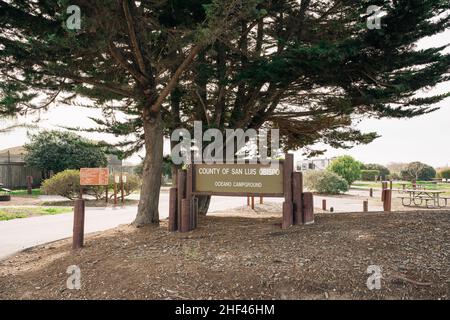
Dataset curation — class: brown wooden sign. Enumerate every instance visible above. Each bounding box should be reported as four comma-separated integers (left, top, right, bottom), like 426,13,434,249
193,163,284,196
169,154,314,233
80,168,109,186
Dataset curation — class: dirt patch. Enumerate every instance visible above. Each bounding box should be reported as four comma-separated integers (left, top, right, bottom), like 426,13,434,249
0,196,41,207
0,205,449,300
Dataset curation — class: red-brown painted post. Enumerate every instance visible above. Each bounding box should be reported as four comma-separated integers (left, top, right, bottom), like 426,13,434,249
177,170,186,230
169,187,178,232
247,196,250,206
26,176,33,195
283,154,294,227
303,192,314,224
383,189,392,212
193,197,199,229
381,181,387,201
292,172,303,225
260,196,263,204
251,195,255,210
369,188,373,197
113,181,117,205
186,164,194,230
73,199,85,249
180,199,191,233
282,202,293,229
120,175,124,204
322,199,327,211
363,200,369,212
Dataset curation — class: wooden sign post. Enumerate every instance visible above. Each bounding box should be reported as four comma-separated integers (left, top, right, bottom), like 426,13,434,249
168,154,313,233
76,168,109,249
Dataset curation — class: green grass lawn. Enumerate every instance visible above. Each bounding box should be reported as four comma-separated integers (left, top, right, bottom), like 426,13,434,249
353,181,450,195
0,207,72,221
9,188,42,197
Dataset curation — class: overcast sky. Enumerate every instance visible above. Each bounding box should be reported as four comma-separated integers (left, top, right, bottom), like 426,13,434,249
0,29,449,168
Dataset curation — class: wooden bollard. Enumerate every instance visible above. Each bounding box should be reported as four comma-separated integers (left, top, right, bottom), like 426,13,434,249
302,192,314,224
73,199,85,249
251,195,255,210
381,182,387,201
260,196,263,204
247,196,250,206
180,199,191,233
322,199,327,211
363,200,368,212
389,180,393,190
168,187,178,232
330,207,334,213
192,197,198,229
293,172,303,225
282,202,293,229
369,188,373,197
26,176,33,195
383,189,392,212
177,170,186,230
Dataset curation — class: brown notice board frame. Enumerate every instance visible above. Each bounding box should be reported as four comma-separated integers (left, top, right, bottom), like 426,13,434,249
168,154,313,232
189,159,287,198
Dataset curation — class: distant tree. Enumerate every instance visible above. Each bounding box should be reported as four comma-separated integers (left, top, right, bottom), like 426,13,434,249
304,170,349,194
400,162,437,181
387,162,409,177
437,168,450,179
24,131,107,175
362,163,390,180
328,156,362,185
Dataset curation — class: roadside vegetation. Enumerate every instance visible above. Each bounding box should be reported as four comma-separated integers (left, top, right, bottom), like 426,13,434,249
0,207,72,221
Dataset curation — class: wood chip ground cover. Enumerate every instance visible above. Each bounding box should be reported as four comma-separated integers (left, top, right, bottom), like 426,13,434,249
0,204,448,300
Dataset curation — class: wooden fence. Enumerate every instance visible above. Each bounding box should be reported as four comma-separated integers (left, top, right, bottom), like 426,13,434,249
0,162,43,188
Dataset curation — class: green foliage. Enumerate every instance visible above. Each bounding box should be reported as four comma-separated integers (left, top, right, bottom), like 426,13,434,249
41,170,80,200
304,171,349,195
42,169,141,200
400,162,437,181
0,207,72,221
360,170,380,181
438,168,450,179
24,131,108,173
362,164,390,179
327,156,362,185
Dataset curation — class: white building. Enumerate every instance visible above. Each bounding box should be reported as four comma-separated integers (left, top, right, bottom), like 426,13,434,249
297,157,336,171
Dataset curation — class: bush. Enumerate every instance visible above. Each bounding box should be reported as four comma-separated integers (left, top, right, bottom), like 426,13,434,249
41,170,80,200
437,168,450,179
327,155,362,185
362,164,390,180
400,162,436,181
42,170,142,200
360,170,380,181
24,130,108,174
304,171,349,194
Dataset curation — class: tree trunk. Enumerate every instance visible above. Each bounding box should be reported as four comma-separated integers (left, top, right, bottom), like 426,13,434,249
197,194,211,216
133,111,164,226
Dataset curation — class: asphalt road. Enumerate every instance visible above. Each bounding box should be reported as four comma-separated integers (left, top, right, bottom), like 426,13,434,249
0,189,382,260
0,193,253,260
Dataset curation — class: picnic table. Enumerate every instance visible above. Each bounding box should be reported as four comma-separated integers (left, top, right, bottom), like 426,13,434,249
398,189,449,208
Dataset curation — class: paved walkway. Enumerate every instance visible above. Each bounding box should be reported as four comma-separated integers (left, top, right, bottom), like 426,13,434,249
0,189,383,260
0,194,250,260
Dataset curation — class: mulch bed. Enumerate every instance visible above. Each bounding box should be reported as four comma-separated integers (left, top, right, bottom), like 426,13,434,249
0,206,449,300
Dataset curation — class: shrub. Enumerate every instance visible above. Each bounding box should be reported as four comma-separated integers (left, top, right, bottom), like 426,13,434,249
42,170,142,200
400,162,436,181
304,170,349,194
437,168,450,179
362,164,390,180
41,170,80,200
360,170,380,181
327,155,362,185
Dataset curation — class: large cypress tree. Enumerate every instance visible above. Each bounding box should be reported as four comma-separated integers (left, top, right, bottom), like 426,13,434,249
0,0,261,225
1,1,450,219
